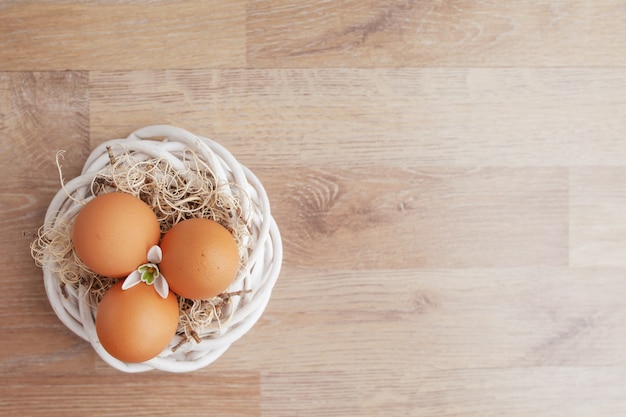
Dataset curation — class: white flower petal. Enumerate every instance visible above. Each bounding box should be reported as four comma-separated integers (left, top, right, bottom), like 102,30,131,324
122,270,142,290
154,275,169,299
147,245,162,264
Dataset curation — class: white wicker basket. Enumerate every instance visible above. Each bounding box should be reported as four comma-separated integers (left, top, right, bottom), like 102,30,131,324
41,125,282,372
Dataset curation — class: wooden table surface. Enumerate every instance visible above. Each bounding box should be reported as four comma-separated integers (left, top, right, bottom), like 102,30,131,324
2,1,626,416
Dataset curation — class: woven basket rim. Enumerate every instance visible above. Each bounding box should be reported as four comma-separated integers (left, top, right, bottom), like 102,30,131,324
41,125,282,373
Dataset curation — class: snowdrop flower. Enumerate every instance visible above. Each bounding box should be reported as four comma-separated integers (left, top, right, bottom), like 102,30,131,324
122,245,169,298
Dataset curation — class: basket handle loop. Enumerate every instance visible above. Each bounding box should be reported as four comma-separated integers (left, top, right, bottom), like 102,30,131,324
128,125,197,143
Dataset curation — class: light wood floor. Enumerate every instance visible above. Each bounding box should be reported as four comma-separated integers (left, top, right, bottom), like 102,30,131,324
2,1,626,416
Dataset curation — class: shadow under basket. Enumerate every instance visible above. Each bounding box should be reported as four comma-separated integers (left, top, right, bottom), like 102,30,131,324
40,125,283,372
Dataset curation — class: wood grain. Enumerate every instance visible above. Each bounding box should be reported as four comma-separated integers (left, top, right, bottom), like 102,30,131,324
0,1,245,70
2,1,626,416
247,0,626,67
262,166,568,268
261,367,626,417
1,374,260,416
89,68,626,168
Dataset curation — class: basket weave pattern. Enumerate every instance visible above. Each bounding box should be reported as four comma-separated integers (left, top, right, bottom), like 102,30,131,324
42,125,282,372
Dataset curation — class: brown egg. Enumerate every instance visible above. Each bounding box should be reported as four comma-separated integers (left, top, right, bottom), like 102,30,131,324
96,281,179,363
159,218,239,300
72,192,161,278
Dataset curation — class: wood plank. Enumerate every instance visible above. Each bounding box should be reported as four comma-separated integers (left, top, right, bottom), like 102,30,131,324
1,374,260,417
88,68,626,168
0,1,245,71
247,0,626,68
0,326,96,376
260,166,568,269
260,367,626,417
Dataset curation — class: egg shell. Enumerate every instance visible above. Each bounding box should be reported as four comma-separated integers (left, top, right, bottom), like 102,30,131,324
96,281,179,363
72,192,161,278
159,218,240,300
